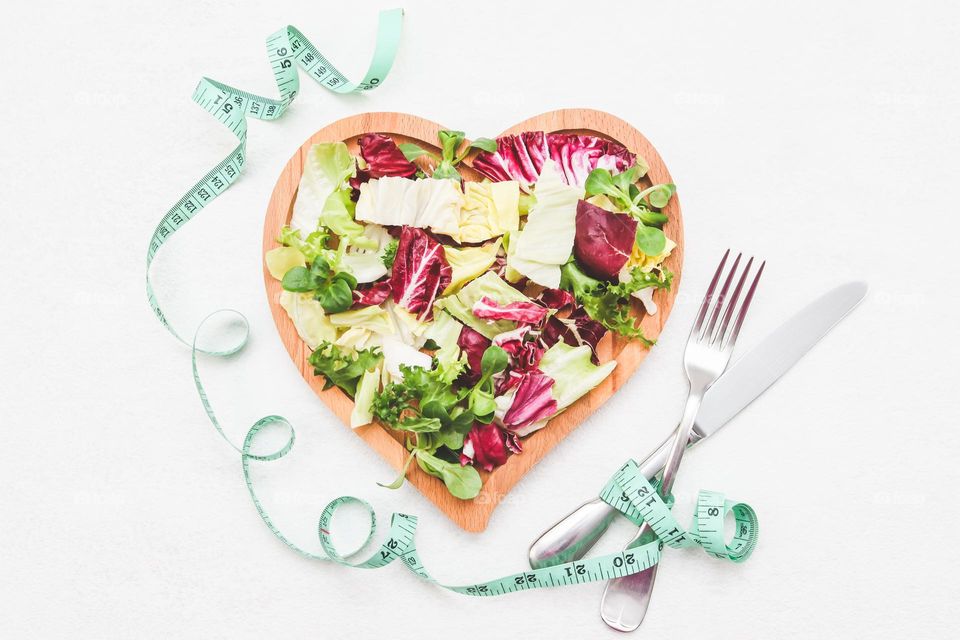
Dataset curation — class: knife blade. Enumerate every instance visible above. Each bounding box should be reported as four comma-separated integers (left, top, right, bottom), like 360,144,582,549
527,281,867,569
693,280,867,437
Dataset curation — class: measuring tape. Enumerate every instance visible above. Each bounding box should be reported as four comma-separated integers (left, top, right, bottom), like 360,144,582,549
149,8,759,597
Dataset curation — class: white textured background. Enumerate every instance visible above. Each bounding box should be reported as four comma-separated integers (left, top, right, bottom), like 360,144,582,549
1,1,957,638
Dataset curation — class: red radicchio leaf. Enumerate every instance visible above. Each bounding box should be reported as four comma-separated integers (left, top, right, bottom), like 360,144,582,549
349,133,418,200
471,131,548,186
502,372,558,431
537,288,576,310
546,133,635,186
472,131,635,188
357,133,417,179
495,370,525,396
573,200,638,280
457,325,491,383
352,280,392,307
541,307,607,364
459,422,511,472
472,296,549,325
494,326,544,372
389,227,452,321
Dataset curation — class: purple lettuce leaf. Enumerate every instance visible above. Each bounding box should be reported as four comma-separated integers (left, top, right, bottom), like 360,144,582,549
352,280,392,307
472,296,549,325
541,307,606,364
537,288,576,310
357,133,417,179
459,422,517,472
457,325,492,384
389,227,452,321
573,199,637,280
501,372,558,431
472,131,635,187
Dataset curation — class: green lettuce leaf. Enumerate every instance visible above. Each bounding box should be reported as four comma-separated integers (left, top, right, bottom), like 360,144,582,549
291,142,356,233
350,365,381,428
506,160,584,288
539,342,617,410
436,271,532,339
278,291,338,350
443,239,502,294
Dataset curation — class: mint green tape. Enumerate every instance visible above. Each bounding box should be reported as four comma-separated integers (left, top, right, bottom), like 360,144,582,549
146,9,403,351
150,8,759,597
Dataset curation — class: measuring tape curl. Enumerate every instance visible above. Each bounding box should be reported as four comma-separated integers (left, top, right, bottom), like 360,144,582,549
146,8,403,352
235,415,757,596
601,460,759,563
153,7,760,597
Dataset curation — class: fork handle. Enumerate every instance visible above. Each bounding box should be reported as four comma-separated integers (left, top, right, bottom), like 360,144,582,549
599,391,706,631
527,429,704,569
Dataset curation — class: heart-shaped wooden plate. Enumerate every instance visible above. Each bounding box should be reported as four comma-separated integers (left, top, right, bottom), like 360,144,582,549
263,109,683,531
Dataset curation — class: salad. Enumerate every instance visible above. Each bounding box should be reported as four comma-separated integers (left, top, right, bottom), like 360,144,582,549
265,129,676,500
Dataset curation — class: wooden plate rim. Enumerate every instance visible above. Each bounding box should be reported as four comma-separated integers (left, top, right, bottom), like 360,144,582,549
262,109,684,531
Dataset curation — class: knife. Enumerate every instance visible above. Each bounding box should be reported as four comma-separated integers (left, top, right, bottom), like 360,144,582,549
527,281,868,569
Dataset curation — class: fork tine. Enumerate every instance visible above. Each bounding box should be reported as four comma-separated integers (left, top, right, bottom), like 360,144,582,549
712,257,754,346
702,253,742,342
691,249,730,336
722,260,765,350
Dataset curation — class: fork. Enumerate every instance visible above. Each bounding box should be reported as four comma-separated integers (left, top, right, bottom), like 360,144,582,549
600,250,764,632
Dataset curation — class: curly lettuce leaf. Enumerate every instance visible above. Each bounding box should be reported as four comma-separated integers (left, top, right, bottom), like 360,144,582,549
308,341,383,397
560,261,671,345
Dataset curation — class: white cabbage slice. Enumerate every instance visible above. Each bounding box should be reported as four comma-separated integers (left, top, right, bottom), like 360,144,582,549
507,160,584,288
355,177,462,237
381,335,432,380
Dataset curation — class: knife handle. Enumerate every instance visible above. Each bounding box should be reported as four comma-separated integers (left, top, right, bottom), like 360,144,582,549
528,430,703,569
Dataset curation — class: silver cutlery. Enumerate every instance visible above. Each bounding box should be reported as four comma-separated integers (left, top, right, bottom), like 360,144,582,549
527,281,868,571
600,250,764,631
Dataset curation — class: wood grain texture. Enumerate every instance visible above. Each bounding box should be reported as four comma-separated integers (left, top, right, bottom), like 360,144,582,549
262,110,684,532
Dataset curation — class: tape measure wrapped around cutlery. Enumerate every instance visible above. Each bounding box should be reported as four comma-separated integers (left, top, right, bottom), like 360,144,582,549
150,8,759,596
